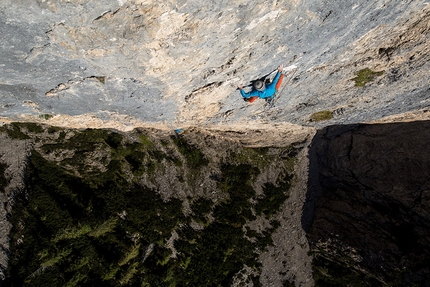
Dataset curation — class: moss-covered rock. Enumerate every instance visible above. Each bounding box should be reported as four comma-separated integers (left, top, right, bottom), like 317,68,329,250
352,68,384,87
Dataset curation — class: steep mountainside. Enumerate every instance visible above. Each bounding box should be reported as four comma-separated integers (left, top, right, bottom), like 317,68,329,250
0,0,429,128
1,121,429,286
0,122,314,286
0,0,429,286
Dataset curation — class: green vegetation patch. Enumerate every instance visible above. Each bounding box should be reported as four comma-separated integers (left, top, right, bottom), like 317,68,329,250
41,128,110,152
190,197,213,224
138,134,154,148
68,128,110,148
2,122,45,136
255,173,293,217
47,126,63,134
171,163,267,286
6,151,185,287
6,127,300,286
39,114,54,120
171,135,209,169
311,247,411,286
22,123,45,133
352,67,384,87
2,123,31,140
40,129,156,178
310,110,333,122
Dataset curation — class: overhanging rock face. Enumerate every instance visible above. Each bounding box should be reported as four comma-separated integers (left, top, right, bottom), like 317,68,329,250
305,120,430,285
0,0,429,127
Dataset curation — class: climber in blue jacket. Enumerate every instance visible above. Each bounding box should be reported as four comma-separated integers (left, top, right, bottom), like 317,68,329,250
238,64,284,101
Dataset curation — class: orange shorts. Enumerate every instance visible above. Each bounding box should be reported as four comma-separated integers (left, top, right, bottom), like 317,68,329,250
275,74,284,91
247,96,259,103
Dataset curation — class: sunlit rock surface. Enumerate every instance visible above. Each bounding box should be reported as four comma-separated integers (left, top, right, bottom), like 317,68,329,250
0,0,429,128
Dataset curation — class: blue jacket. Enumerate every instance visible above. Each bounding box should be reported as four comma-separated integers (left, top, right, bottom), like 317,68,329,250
240,72,282,99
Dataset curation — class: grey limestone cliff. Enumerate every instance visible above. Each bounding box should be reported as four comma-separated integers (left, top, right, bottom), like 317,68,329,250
0,0,429,127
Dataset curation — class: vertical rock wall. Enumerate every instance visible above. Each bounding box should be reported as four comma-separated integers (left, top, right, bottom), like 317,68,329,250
0,0,428,127
305,120,430,285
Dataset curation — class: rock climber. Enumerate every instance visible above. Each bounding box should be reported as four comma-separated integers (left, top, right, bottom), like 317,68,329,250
238,64,284,102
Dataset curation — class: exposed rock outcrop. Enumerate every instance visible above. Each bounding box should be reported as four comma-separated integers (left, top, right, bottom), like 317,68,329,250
0,134,32,282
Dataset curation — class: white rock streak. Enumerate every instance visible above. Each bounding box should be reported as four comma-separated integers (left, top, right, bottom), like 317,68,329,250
246,10,280,30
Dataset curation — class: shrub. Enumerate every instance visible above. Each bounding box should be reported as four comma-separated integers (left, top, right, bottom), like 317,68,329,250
171,136,209,169
5,123,30,139
89,217,118,238
39,114,53,120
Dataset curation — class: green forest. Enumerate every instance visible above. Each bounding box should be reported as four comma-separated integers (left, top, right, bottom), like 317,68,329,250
3,124,297,287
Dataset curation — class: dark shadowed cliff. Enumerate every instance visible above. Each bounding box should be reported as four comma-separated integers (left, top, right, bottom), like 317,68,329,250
305,120,430,286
